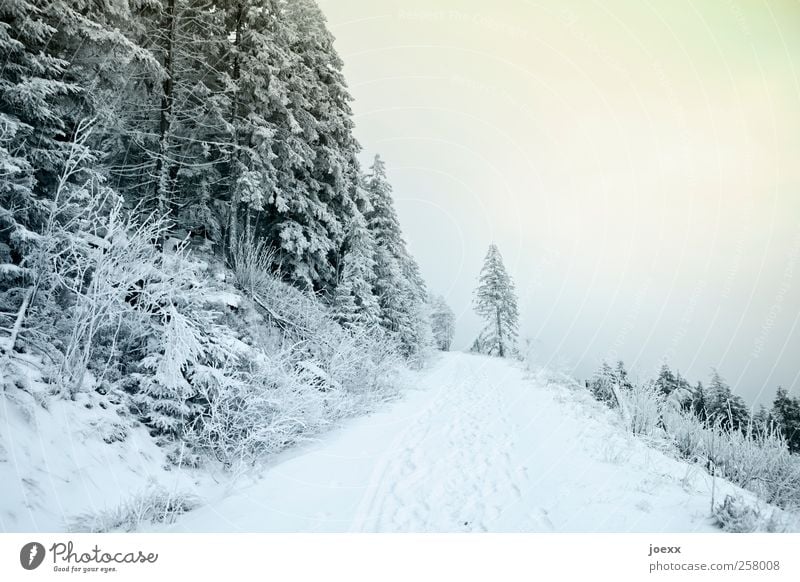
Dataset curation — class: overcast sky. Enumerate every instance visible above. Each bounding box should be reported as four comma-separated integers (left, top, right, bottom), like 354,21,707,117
318,0,800,405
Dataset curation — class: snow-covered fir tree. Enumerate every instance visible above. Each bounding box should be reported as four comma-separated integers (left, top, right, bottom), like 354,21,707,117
587,362,618,407
0,0,81,283
472,244,519,358
653,363,692,407
771,386,800,453
0,0,432,453
331,220,380,328
222,0,291,252
135,0,229,229
429,294,456,351
614,360,633,390
687,380,708,421
259,0,364,291
655,363,677,395
706,370,750,432
364,154,428,358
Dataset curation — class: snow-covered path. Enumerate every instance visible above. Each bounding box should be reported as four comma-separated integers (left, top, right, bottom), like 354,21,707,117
167,352,748,533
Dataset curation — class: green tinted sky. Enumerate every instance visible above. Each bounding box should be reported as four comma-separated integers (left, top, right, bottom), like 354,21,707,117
319,0,800,403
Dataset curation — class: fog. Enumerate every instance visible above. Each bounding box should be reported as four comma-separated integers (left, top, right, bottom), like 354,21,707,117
319,0,800,405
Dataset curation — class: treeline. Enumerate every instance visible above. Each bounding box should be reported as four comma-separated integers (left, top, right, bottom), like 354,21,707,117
586,360,800,519
0,0,444,359
589,362,800,454
0,0,462,466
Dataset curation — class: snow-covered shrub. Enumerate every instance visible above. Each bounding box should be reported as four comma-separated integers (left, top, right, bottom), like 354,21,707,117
707,423,800,510
187,349,375,471
713,494,760,532
9,183,226,433
14,201,406,465
710,494,788,533
55,204,165,395
8,162,410,470
325,324,402,405
529,362,583,393
230,232,403,391
662,406,707,461
187,358,313,470
1,121,127,387
67,487,199,532
661,407,800,511
228,232,275,297
187,328,401,472
619,381,665,437
30,197,224,435
600,434,633,464
173,236,405,472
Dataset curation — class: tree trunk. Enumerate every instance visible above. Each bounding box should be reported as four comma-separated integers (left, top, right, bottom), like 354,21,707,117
155,0,178,221
245,206,252,242
496,305,504,357
3,288,31,355
227,2,245,254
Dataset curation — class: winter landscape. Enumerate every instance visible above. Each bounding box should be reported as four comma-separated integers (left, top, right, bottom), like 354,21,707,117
2,0,800,534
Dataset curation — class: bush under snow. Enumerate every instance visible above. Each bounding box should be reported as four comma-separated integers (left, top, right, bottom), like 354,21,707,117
585,374,800,516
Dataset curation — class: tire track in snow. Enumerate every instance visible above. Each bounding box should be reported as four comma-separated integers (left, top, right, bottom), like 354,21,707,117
350,354,519,532
347,358,453,532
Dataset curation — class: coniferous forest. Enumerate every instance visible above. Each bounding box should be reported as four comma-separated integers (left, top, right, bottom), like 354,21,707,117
0,0,444,452
1,0,799,538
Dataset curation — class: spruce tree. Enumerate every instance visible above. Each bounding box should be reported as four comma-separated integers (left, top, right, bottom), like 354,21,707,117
73,0,229,233
255,0,364,291
614,360,633,390
655,363,677,396
364,154,427,357
688,380,708,421
588,362,618,407
429,294,456,351
472,244,519,358
751,405,773,436
146,0,229,230
0,1,80,269
706,370,749,431
673,371,692,405
331,220,380,328
771,386,800,453
223,0,298,263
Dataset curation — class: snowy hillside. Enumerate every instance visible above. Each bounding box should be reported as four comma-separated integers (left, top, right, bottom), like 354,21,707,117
3,351,797,533
155,352,796,533
0,353,209,532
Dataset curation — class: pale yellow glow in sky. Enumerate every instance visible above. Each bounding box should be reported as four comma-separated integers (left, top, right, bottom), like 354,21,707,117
319,0,800,403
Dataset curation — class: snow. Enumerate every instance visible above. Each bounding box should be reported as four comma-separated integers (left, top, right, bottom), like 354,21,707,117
203,291,242,309
296,360,342,390
0,360,215,532
160,352,787,533
3,351,795,533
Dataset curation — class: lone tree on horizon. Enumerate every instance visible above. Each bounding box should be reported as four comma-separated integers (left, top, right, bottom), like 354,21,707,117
472,244,519,358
